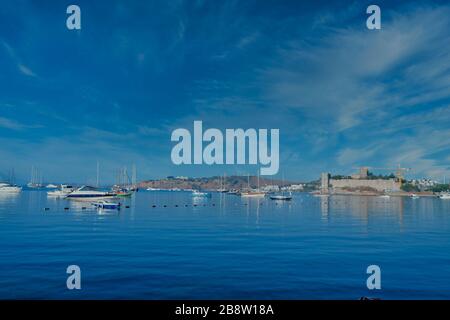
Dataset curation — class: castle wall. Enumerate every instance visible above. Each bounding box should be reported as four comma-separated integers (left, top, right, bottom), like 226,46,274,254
330,178,401,192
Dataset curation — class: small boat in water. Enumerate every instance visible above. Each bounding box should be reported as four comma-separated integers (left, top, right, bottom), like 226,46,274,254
115,190,133,197
239,190,266,197
47,185,75,197
439,192,450,200
46,184,58,189
66,186,117,201
111,185,133,197
410,193,420,199
0,183,22,193
192,190,211,197
92,200,121,210
270,192,292,201
146,187,161,191
379,194,390,199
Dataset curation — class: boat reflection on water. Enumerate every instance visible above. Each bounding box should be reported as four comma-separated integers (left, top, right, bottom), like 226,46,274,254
192,194,210,207
0,192,21,205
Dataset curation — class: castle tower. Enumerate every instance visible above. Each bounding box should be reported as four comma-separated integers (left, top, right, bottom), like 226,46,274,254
321,172,330,193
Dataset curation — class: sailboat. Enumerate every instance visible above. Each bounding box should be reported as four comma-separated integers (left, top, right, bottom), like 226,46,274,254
112,165,137,195
27,166,43,188
0,169,22,193
0,183,22,193
239,174,265,197
217,173,228,193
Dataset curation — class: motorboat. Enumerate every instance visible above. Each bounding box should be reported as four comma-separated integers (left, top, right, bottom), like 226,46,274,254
65,186,117,201
47,185,75,197
439,192,450,200
378,194,390,199
92,200,121,210
46,184,58,189
0,183,22,193
192,190,211,197
410,194,420,199
269,192,292,201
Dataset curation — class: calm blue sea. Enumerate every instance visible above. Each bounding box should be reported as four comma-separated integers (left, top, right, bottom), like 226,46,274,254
0,190,449,299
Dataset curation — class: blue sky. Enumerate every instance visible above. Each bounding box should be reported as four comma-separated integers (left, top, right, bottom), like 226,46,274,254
0,0,450,184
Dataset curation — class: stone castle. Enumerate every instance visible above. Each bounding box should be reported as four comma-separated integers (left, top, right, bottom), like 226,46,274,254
321,167,401,193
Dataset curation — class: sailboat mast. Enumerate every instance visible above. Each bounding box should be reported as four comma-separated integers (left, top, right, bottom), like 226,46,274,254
96,161,100,188
257,172,260,190
132,164,137,187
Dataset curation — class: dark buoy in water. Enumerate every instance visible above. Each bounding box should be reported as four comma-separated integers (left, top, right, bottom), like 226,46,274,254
64,207,69,210
175,204,178,207
125,205,130,208
82,207,86,210
163,205,167,207
44,207,50,211
212,204,215,206
152,205,156,208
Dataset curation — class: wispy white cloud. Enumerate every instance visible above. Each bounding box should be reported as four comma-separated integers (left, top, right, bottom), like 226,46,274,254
0,117,25,130
1,40,37,78
18,64,37,77
0,117,40,131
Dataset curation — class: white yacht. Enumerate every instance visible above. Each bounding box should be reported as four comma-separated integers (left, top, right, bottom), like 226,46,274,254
65,186,116,201
47,185,75,197
439,192,450,200
0,183,22,193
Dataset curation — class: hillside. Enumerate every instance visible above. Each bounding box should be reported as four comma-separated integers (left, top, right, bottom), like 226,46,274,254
139,175,303,191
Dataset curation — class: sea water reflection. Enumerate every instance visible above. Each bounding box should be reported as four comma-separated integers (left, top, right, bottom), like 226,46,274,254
0,190,449,299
